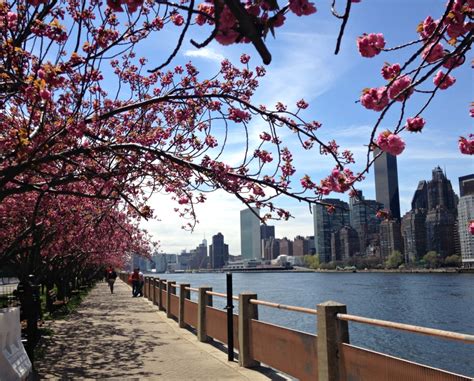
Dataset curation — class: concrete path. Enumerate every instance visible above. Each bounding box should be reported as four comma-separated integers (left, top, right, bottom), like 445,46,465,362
35,280,277,380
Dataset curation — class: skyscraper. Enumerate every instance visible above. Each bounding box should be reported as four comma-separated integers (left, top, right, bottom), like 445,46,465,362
313,199,350,263
260,225,275,240
349,191,383,255
331,226,360,262
459,174,474,197
263,238,280,260
379,219,403,258
209,233,229,269
279,237,293,256
425,167,458,257
374,150,401,220
458,174,474,268
240,208,261,260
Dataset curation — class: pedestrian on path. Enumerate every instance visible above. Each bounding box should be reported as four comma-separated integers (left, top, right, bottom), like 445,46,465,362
105,266,117,294
138,270,144,297
129,268,140,297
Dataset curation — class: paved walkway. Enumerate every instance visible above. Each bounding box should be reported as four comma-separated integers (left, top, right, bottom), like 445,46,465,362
36,280,277,380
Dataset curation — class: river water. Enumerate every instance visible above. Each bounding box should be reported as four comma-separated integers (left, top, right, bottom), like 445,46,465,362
150,272,474,377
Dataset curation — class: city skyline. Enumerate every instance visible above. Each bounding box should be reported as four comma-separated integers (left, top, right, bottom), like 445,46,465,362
145,168,472,255
140,1,471,254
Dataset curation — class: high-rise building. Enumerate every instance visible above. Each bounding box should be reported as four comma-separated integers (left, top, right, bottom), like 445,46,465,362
314,199,350,263
240,208,261,260
279,237,293,256
374,150,401,220
427,167,458,210
263,237,280,260
260,225,275,262
425,167,458,257
401,168,460,261
411,181,428,210
379,219,403,258
188,239,208,269
209,233,229,269
293,236,311,256
459,174,474,197
349,191,383,255
331,226,359,262
458,175,473,268
260,225,275,240
401,209,427,263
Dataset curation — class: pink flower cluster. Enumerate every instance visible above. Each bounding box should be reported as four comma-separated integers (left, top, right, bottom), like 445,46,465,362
470,221,474,235
433,71,456,90
300,175,316,190
296,99,309,109
360,87,388,112
376,131,406,156
459,135,474,155
422,43,444,63
388,75,414,102
289,0,317,17
381,63,401,80
357,33,385,58
254,149,273,163
228,108,251,123
405,117,425,133
319,167,356,195
106,0,144,13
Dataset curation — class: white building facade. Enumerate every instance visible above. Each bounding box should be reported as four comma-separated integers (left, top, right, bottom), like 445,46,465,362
240,208,261,261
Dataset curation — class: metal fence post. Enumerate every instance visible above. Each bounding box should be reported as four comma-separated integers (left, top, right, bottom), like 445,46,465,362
166,281,176,318
179,284,190,328
317,301,350,381
226,273,234,361
198,287,212,342
238,292,259,368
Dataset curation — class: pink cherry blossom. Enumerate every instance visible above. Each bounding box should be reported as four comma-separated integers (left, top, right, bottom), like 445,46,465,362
6,12,17,28
388,75,414,101
297,99,309,109
360,87,389,111
381,63,401,80
39,88,51,100
357,33,385,58
240,54,250,64
443,54,465,70
405,117,425,133
288,0,317,17
470,221,474,235
459,135,474,155
171,13,184,26
422,43,444,63
418,16,438,39
433,70,456,90
376,131,406,156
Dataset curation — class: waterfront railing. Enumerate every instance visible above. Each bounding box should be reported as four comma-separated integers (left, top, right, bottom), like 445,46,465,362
120,273,473,381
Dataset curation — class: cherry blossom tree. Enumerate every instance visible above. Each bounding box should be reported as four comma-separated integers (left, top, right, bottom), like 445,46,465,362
0,0,472,280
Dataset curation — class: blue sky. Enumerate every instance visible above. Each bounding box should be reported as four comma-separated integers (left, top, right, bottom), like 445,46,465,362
139,0,473,254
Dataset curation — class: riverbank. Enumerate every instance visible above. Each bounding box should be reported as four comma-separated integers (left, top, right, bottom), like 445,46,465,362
148,267,472,275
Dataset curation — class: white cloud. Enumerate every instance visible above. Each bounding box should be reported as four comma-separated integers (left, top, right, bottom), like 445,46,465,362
184,48,225,62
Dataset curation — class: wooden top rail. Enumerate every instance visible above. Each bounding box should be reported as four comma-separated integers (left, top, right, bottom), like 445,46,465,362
185,286,199,292
337,313,474,344
249,299,318,315
206,290,239,301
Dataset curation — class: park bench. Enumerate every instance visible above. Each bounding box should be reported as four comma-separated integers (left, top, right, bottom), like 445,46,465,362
47,289,68,313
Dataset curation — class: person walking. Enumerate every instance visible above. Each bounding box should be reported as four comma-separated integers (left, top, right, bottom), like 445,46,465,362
138,270,145,297
105,266,117,294
129,268,140,297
